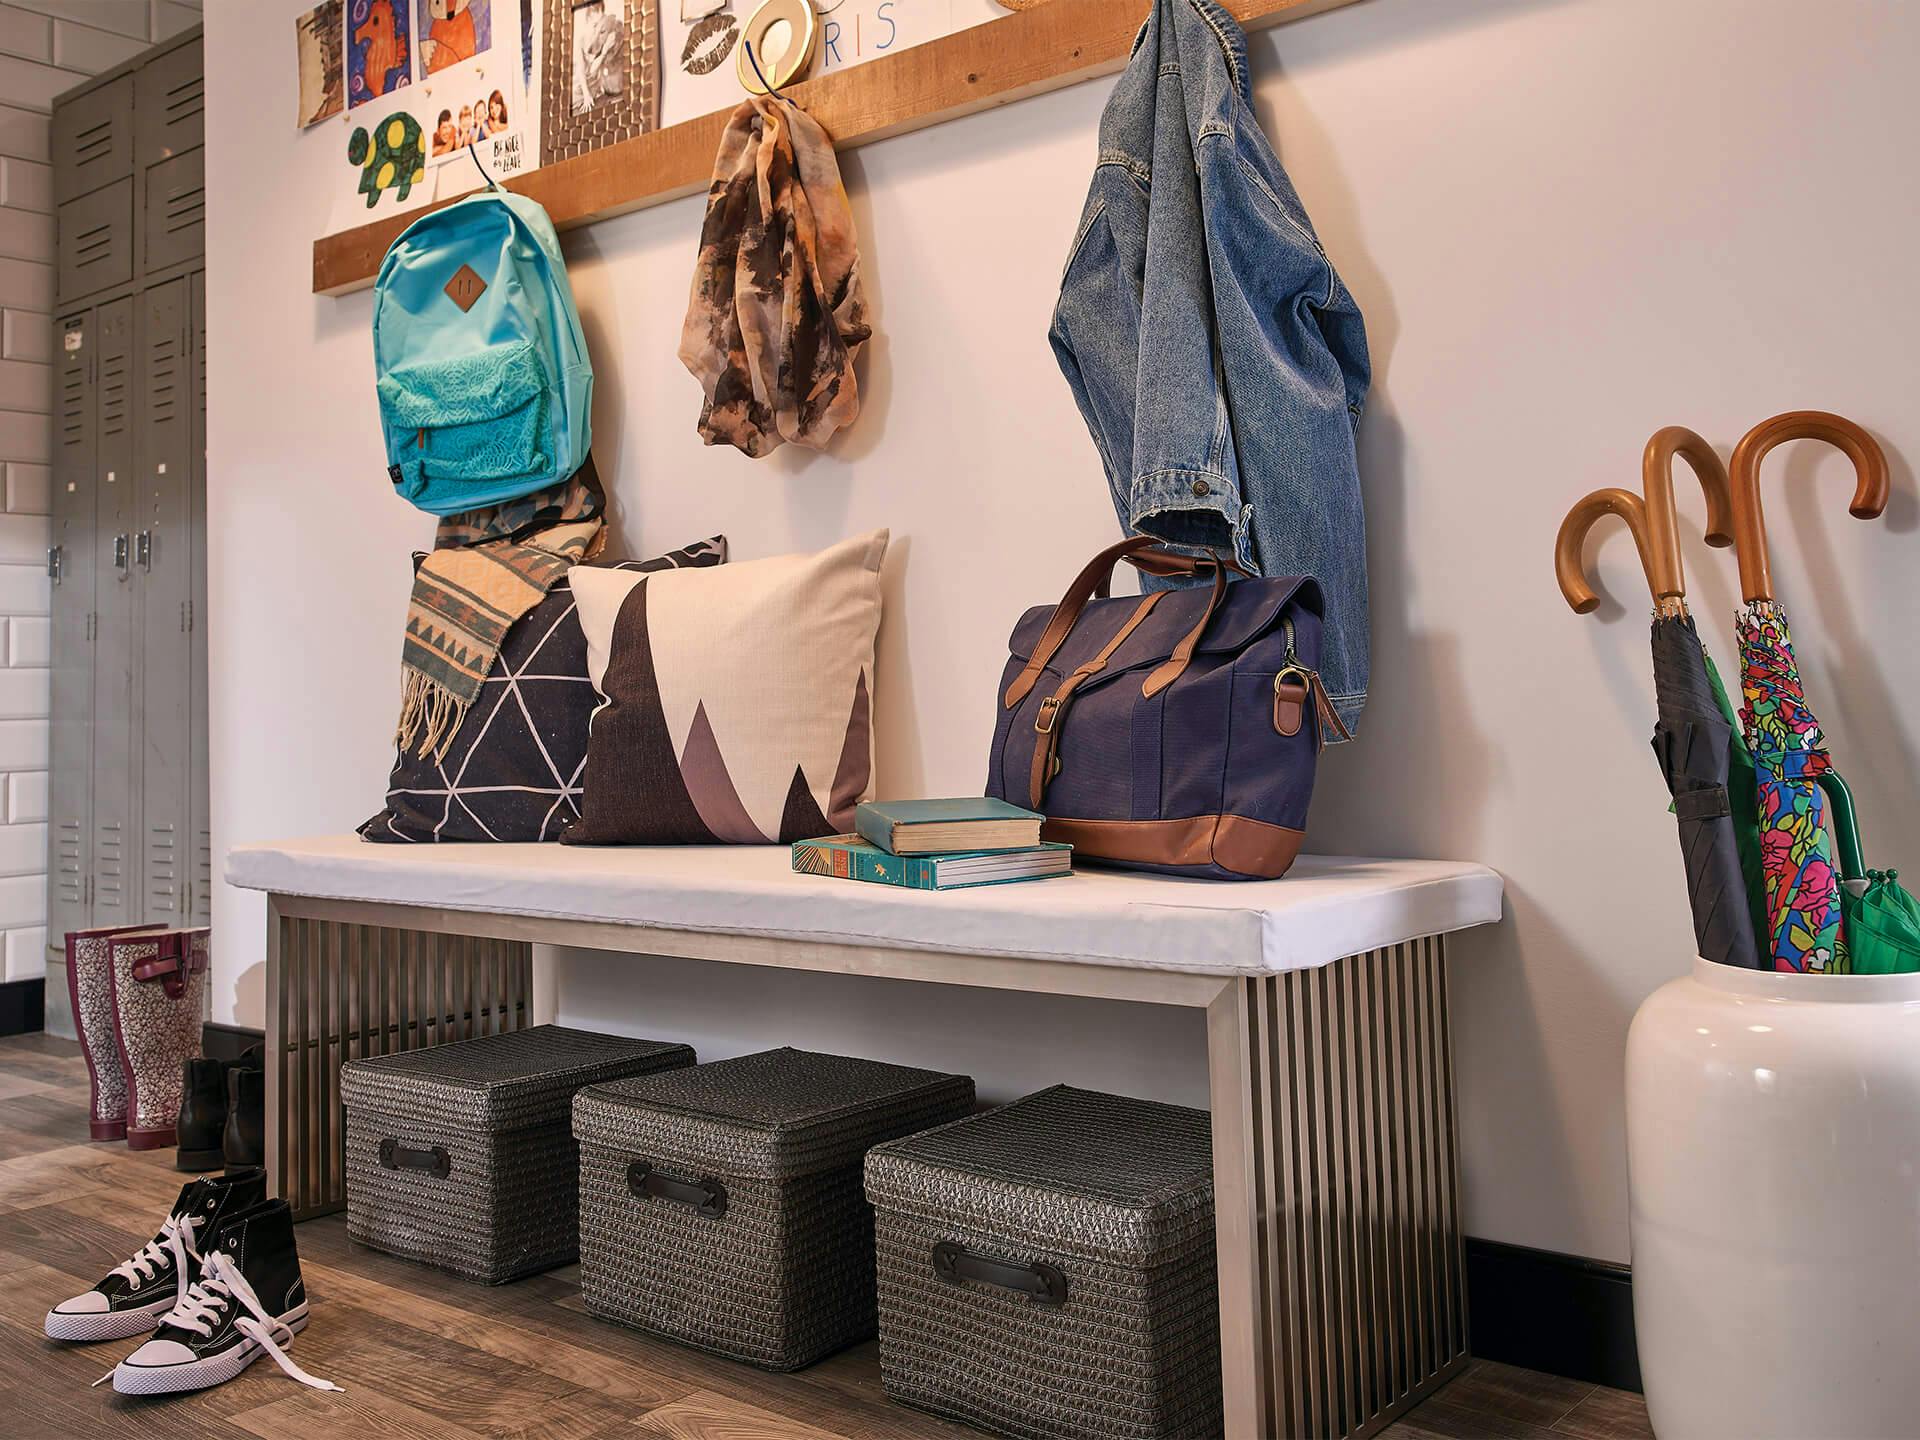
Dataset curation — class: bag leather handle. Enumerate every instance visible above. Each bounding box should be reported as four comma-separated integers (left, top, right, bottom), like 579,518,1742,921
931,1240,1067,1306
627,1160,729,1219
378,1138,451,1179
1003,537,1245,710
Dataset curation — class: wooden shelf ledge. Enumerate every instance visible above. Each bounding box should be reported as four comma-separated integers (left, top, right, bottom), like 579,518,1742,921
313,0,1360,295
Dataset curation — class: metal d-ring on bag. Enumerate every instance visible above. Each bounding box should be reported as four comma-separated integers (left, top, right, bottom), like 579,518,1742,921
985,535,1344,880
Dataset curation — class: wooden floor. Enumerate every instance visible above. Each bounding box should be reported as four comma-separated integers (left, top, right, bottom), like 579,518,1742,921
0,1034,1653,1440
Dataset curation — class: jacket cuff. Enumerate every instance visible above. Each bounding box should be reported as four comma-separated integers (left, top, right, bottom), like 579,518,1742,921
1129,469,1257,574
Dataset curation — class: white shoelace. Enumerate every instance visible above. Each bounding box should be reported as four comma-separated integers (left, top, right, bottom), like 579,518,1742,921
108,1212,203,1311
95,1250,342,1393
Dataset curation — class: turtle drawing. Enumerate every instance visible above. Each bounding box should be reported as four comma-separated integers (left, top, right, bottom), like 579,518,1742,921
348,112,427,207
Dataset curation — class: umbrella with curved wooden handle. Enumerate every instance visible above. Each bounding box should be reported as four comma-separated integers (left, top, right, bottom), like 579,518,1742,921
1556,428,1764,968
1555,426,1735,616
1728,410,1889,604
1726,410,1889,972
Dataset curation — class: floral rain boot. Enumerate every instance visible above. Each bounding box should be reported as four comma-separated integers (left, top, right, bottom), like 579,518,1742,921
108,928,212,1151
65,925,164,1141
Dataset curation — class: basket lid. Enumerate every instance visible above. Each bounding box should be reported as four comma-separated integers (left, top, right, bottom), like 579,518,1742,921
340,1025,693,1133
863,1086,1214,1267
572,1047,975,1181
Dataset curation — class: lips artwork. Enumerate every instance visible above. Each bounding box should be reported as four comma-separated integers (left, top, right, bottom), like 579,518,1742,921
682,7,739,74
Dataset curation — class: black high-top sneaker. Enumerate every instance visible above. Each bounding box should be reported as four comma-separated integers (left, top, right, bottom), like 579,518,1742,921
110,1199,340,1396
44,1167,266,1342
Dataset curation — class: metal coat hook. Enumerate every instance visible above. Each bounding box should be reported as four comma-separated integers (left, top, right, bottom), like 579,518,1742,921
468,140,500,190
742,39,791,104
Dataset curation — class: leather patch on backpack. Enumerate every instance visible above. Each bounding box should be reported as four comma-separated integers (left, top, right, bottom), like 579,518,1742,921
444,264,488,312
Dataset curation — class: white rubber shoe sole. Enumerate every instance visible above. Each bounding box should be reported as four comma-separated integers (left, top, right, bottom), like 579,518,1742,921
43,1294,175,1343
111,1306,310,1396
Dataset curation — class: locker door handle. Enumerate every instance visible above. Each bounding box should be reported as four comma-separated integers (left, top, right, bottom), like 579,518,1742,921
135,530,152,571
46,546,61,585
112,533,130,579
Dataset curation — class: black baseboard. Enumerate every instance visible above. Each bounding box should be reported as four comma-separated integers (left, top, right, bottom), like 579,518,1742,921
0,978,43,1037
202,1022,264,1062
1466,1237,1640,1392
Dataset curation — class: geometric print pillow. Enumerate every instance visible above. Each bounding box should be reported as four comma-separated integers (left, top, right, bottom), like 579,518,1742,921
359,537,727,843
561,529,886,847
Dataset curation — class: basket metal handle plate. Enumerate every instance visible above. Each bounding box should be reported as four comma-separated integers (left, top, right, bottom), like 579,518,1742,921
627,1160,728,1219
378,1137,451,1179
932,1240,1068,1306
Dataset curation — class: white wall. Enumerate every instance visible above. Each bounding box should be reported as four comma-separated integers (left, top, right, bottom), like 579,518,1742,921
0,0,199,984
204,0,1920,1265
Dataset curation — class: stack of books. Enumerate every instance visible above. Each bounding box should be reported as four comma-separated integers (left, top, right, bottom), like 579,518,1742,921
792,799,1071,891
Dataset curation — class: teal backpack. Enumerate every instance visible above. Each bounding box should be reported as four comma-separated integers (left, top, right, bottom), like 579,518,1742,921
372,191,592,516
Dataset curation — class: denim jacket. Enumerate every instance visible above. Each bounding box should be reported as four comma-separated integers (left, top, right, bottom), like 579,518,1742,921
1049,0,1372,735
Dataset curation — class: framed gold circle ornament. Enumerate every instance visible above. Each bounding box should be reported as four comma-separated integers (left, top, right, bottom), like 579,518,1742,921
736,0,817,94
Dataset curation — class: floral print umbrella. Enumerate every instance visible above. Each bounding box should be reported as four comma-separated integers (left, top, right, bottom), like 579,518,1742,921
1737,604,1846,971
1727,412,1890,973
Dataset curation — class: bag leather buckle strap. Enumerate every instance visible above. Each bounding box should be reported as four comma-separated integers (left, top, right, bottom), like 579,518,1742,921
931,1240,1068,1306
378,1137,452,1179
1028,591,1168,808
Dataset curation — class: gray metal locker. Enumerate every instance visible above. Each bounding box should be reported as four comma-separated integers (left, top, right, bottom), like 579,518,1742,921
47,312,96,949
133,38,203,166
138,278,191,923
189,273,209,926
45,28,207,973
55,178,134,302
50,73,132,204
142,148,203,277
90,299,137,927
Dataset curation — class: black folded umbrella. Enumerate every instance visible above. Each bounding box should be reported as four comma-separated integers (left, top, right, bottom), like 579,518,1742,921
1650,615,1762,969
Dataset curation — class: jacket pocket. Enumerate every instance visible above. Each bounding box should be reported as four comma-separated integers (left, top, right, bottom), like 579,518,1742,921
378,339,549,484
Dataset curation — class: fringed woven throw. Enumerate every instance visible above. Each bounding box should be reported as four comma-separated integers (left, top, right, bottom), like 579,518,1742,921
397,460,606,760
679,95,871,457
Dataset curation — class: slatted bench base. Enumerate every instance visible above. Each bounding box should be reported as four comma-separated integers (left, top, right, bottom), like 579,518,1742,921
259,893,1463,1440
265,912,533,1220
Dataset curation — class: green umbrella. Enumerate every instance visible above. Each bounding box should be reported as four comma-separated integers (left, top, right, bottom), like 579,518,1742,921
1819,771,1920,975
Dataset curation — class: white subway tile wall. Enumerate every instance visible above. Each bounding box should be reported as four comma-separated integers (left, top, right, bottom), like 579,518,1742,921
0,0,199,985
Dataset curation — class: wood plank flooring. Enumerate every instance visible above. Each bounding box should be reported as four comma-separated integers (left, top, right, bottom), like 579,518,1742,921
0,1034,1653,1440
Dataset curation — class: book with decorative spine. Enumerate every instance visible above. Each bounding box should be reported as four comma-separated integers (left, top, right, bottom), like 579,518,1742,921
792,835,1071,891
854,798,1044,855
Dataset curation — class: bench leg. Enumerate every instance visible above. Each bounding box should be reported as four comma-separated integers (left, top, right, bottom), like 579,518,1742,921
264,900,534,1221
1208,938,1469,1439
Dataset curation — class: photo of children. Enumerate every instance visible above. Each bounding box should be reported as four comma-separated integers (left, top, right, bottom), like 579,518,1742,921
417,0,492,75
430,107,459,157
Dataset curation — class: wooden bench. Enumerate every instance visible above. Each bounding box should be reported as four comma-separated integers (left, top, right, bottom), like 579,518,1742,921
228,836,1502,1440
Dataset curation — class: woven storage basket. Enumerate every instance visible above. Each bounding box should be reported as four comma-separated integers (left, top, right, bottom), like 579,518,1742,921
573,1046,975,1370
864,1085,1220,1440
341,1024,694,1284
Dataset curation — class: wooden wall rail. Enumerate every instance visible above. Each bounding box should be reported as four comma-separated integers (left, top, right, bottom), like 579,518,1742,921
313,0,1361,295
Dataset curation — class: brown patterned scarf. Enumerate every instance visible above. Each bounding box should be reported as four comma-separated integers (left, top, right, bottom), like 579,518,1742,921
396,459,606,760
679,95,871,458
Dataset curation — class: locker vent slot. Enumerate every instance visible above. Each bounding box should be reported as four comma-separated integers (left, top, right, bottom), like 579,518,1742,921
148,824,178,913
161,184,204,235
101,353,129,437
56,821,84,905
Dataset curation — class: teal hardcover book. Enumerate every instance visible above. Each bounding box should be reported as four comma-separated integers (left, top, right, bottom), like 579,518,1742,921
854,798,1044,855
792,835,1070,890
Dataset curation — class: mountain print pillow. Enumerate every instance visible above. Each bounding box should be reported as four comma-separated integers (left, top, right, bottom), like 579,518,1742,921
360,538,728,843
562,529,888,846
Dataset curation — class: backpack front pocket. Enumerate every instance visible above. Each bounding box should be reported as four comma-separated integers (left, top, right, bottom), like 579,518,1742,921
378,339,550,485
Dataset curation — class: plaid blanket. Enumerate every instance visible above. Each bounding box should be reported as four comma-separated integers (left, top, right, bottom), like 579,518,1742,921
397,461,606,760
